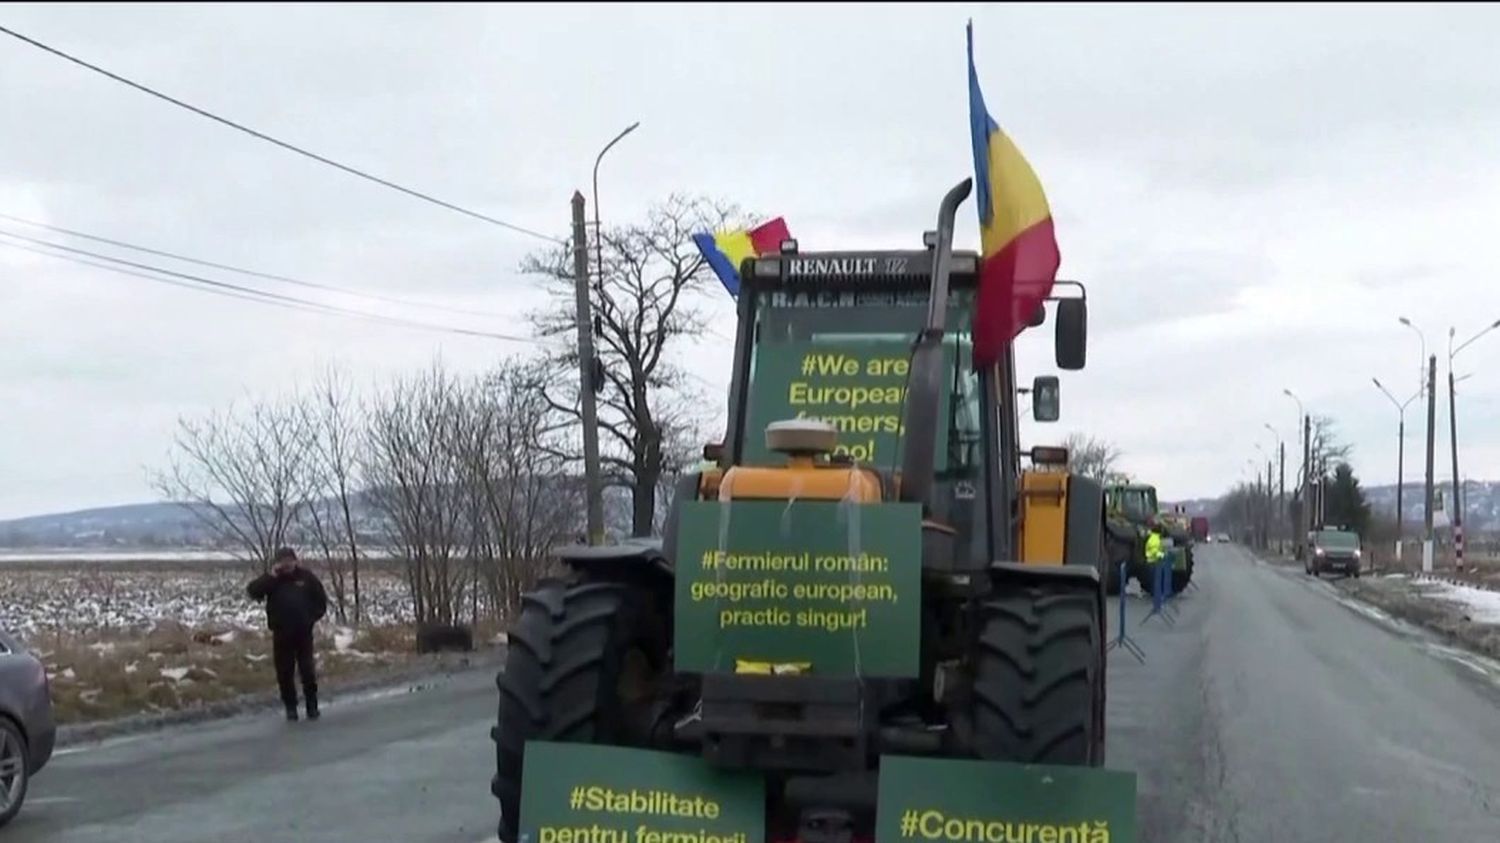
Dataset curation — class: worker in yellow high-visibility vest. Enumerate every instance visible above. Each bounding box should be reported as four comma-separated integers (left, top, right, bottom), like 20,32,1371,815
1144,518,1165,564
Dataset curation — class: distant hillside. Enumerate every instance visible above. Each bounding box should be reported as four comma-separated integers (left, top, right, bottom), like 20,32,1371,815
0,482,626,549
0,502,215,548
1363,481,1499,530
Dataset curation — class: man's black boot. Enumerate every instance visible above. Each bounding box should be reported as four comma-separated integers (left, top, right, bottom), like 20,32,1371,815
305,685,320,720
285,704,299,722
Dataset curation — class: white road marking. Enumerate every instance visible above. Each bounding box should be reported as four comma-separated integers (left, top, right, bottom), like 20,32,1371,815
25,796,81,805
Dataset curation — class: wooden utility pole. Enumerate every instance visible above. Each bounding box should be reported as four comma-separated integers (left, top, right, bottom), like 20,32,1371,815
1423,354,1437,572
571,192,605,545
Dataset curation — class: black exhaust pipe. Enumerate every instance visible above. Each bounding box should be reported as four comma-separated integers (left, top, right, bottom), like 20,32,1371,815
899,178,972,513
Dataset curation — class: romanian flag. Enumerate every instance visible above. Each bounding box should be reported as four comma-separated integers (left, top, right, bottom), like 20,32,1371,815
693,217,792,297
966,22,1060,366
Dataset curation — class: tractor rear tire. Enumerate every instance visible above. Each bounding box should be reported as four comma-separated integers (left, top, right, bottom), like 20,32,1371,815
1104,561,1123,596
970,584,1104,765
1171,568,1191,593
491,579,666,843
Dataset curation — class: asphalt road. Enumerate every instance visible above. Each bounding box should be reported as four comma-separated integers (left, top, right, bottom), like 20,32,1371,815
1109,543,1500,841
7,669,504,843
14,544,1500,842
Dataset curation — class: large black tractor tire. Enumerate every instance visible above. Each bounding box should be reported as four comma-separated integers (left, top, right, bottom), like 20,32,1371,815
1104,561,1124,596
1171,567,1192,594
491,579,667,843
970,583,1105,765
1135,567,1159,597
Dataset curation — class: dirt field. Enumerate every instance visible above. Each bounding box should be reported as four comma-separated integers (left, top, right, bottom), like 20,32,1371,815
0,556,496,725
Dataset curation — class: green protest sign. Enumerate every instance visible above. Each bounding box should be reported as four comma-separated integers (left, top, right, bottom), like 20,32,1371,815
518,742,765,843
673,500,921,677
744,339,954,469
875,756,1135,843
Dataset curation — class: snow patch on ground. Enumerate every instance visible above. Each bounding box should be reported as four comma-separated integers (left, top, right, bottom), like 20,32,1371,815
159,667,190,682
0,566,410,637
1419,581,1500,624
333,627,357,652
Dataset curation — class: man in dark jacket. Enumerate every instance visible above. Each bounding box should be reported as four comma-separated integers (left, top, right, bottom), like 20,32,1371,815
247,547,329,721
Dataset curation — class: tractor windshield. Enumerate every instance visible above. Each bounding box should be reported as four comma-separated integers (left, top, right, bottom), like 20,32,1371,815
741,286,980,478
1109,488,1157,522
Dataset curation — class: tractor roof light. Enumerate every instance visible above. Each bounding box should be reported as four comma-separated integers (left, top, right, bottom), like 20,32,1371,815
1030,445,1069,466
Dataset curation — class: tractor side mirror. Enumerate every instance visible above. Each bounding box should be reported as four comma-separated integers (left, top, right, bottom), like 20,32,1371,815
1032,375,1060,422
1055,298,1087,370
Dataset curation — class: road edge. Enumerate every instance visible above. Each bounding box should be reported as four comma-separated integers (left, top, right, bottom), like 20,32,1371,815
54,645,506,747
1249,547,1500,662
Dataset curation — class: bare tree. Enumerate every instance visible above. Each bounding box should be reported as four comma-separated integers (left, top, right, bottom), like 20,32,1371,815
1306,414,1352,483
295,366,367,625
460,360,583,617
524,194,744,537
362,362,472,626
1064,433,1127,485
155,395,317,570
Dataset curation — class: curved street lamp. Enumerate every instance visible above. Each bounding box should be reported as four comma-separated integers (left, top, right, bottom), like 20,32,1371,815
592,121,641,294
1399,316,1427,398
1372,376,1421,558
1283,388,1308,541
1443,317,1498,571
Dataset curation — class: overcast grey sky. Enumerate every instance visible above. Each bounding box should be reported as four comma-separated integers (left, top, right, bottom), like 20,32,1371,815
3,3,1499,519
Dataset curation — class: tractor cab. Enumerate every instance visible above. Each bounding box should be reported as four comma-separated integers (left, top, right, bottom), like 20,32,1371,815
706,234,1088,570
1106,484,1159,524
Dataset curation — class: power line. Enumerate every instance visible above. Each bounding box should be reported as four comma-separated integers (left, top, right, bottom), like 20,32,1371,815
0,23,565,245
0,231,548,344
0,233,540,344
0,211,518,320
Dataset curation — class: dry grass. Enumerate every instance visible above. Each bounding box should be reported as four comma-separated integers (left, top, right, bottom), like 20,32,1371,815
1339,575,1500,660
38,621,422,725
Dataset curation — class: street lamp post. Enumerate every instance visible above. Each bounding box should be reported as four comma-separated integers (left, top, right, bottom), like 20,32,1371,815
1255,442,1275,551
1283,389,1307,554
1265,423,1285,553
592,121,641,295
1401,317,1437,572
576,121,641,544
1447,318,1500,572
1373,378,1419,567
1399,316,1427,399
1245,458,1263,548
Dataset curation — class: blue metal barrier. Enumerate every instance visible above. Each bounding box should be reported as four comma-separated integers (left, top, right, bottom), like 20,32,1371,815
1106,560,1145,662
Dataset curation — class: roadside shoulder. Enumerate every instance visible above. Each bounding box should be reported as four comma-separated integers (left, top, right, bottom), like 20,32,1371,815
54,645,505,747
1251,547,1500,662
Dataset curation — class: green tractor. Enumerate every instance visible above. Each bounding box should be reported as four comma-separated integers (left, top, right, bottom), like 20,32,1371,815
489,180,1113,843
1102,484,1195,596
1152,507,1195,595
1103,483,1154,595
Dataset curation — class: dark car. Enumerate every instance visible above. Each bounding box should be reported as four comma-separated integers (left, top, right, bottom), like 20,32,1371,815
1305,528,1362,578
0,629,55,828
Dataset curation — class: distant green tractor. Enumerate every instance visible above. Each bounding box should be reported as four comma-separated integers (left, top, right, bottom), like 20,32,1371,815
1151,508,1195,595
1103,483,1196,595
1103,483,1156,595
